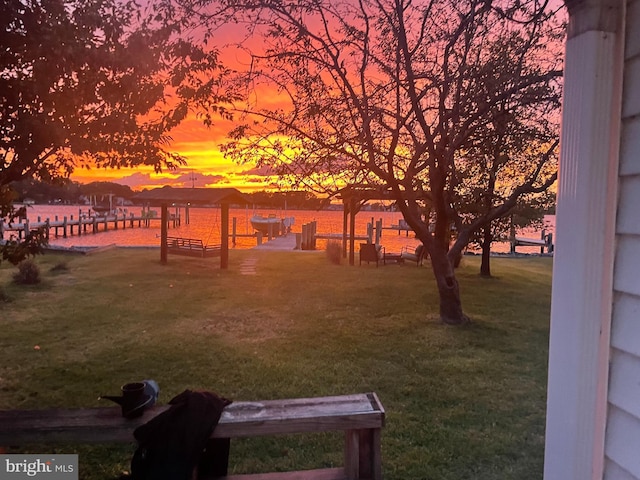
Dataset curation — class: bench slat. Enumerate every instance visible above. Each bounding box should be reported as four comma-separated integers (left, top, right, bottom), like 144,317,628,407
0,393,384,445
215,467,346,480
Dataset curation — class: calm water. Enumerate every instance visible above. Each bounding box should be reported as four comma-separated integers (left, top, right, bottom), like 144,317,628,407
21,204,553,254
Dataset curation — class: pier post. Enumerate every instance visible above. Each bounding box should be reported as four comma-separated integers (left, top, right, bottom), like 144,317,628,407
232,217,237,246
63,217,68,238
78,215,82,236
0,219,4,240
23,219,29,239
221,203,229,269
349,197,356,266
301,223,308,250
160,204,168,264
311,221,317,250
45,219,50,240
342,208,348,258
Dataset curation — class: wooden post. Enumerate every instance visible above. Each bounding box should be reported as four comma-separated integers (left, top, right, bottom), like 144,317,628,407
232,217,237,246
78,215,82,236
311,221,317,250
63,217,67,238
342,203,349,258
160,204,168,264
0,219,4,240
301,223,309,250
349,197,357,266
221,203,229,269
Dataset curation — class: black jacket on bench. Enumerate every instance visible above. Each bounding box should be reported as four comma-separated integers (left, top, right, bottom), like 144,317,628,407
130,390,232,480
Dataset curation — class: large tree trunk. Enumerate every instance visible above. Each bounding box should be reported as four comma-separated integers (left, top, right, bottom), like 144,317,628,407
480,226,492,277
430,247,470,325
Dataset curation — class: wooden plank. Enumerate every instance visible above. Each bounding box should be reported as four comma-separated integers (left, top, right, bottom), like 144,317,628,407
344,430,360,479
0,393,384,445
215,467,346,480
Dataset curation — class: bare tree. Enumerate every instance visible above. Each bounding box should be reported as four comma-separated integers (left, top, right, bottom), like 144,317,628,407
189,0,563,324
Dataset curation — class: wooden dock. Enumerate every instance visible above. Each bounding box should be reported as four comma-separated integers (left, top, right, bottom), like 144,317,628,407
0,211,173,240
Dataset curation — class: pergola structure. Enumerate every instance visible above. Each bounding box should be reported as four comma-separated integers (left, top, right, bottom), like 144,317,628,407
337,186,401,265
134,187,249,269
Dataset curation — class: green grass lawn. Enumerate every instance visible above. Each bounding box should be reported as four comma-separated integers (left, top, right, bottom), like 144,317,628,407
0,248,552,480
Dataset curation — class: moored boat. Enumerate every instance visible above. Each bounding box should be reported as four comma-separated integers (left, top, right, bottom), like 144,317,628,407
250,215,294,236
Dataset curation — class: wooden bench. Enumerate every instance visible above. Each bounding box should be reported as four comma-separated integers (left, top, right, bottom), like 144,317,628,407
0,392,385,480
166,236,222,258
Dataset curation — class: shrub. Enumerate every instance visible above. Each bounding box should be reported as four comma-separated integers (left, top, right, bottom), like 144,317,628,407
13,259,41,285
325,241,342,265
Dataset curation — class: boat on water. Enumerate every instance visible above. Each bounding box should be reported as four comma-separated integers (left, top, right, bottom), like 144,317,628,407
250,214,295,236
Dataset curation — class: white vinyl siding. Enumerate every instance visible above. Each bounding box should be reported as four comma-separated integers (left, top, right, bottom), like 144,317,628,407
605,0,640,477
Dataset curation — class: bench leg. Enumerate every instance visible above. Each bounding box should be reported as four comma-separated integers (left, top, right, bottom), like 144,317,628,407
197,437,230,478
344,428,382,480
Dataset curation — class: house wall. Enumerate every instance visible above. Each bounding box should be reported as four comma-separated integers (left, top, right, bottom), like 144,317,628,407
605,0,640,478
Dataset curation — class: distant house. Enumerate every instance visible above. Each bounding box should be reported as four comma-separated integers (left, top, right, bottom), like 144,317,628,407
544,1,640,479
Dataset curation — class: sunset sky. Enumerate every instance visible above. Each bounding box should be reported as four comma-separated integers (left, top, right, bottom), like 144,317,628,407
70,111,274,192
67,1,566,194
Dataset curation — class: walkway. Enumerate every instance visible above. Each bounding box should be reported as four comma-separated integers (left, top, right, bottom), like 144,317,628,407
252,234,298,251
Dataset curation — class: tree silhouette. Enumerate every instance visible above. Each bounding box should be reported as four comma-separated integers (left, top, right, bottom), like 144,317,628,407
0,0,235,264
192,0,564,324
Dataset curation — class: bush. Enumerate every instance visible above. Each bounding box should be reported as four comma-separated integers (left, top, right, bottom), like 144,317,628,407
325,241,342,265
13,259,41,285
